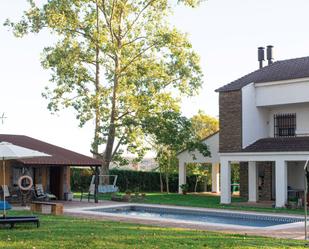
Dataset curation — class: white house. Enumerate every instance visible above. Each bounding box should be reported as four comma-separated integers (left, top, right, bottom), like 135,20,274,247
217,46,309,208
178,46,309,208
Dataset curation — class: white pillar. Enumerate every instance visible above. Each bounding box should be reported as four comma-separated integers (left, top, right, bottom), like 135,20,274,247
178,160,186,193
248,161,258,202
211,163,220,193
275,159,287,208
220,159,231,204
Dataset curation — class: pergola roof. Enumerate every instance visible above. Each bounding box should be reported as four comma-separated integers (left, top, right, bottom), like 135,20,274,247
0,134,101,166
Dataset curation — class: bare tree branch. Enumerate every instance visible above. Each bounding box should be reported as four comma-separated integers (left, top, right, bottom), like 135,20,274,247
111,135,124,158
121,36,147,48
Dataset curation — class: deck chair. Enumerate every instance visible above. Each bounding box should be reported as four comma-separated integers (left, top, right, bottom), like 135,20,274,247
34,184,57,201
1,185,18,202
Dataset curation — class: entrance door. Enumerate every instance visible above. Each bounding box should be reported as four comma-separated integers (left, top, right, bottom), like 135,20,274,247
49,167,62,199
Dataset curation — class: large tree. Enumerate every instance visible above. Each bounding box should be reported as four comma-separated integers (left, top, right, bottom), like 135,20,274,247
5,0,204,175
144,111,209,193
191,110,219,139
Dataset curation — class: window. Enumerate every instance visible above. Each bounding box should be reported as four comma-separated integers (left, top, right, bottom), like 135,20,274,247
274,113,296,137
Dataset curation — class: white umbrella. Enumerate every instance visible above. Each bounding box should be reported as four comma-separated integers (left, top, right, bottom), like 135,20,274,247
0,142,50,216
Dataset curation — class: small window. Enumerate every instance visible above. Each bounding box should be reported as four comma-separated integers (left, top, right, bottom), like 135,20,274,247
274,113,296,137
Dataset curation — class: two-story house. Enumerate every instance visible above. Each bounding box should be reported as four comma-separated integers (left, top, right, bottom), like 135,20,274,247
217,46,309,207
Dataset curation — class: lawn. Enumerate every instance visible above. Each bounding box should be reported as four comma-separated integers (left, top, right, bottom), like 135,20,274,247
75,192,305,215
0,211,306,249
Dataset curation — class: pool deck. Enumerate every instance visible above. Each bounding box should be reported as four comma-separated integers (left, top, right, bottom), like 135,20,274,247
50,199,307,240
12,199,306,240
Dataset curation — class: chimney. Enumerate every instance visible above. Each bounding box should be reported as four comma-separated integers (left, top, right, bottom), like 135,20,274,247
266,45,274,65
258,47,265,69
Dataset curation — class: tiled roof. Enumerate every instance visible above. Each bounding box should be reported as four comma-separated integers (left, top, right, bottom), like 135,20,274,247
242,137,309,153
216,56,309,92
0,134,101,166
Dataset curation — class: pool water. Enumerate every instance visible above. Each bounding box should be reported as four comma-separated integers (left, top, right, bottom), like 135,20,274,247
89,205,303,228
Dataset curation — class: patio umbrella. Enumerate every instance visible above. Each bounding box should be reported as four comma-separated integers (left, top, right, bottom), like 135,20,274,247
0,142,50,216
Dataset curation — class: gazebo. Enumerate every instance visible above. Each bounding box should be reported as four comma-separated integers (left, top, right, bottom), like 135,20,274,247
176,132,220,193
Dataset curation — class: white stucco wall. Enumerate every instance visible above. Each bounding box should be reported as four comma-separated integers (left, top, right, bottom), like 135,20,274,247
242,80,309,145
255,78,309,107
177,132,219,164
268,103,309,137
242,83,269,148
287,161,305,189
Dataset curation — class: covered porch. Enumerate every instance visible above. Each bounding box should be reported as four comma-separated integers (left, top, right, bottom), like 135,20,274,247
0,161,71,200
220,152,308,208
0,134,102,201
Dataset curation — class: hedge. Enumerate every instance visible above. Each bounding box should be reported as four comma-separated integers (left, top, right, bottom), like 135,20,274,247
70,168,210,193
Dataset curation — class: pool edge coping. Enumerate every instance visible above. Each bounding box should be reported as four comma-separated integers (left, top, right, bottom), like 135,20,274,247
66,203,305,231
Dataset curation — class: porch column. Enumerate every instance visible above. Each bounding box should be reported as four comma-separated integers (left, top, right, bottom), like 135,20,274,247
220,159,231,204
178,160,186,193
248,161,258,202
275,159,287,208
211,163,220,193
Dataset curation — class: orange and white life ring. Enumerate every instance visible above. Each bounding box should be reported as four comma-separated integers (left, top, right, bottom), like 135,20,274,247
18,175,33,191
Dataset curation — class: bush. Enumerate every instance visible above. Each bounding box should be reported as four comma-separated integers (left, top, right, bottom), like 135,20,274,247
70,168,208,193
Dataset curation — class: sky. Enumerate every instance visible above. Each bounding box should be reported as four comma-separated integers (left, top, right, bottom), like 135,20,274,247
1,0,309,156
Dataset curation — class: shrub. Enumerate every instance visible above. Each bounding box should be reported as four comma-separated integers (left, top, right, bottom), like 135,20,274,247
70,168,208,193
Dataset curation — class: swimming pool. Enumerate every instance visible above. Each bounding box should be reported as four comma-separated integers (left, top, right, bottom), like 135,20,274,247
86,205,303,228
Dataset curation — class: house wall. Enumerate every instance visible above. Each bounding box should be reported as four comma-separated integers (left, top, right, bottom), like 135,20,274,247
241,82,309,146
257,162,273,201
242,83,269,148
287,161,305,189
268,103,309,137
63,166,71,194
239,161,273,200
239,162,248,198
256,78,309,107
0,163,71,200
219,91,242,152
177,132,220,164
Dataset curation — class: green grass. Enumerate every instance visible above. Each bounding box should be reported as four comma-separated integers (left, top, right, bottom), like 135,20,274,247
75,192,306,215
0,211,306,249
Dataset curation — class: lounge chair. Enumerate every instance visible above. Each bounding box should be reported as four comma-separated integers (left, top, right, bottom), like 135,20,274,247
34,184,57,201
0,216,39,228
0,200,39,229
1,185,18,202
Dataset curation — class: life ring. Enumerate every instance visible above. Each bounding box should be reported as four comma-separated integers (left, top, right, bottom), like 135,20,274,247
18,175,33,191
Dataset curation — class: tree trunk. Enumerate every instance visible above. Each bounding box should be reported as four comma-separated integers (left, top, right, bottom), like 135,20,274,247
166,154,170,193
101,50,120,178
93,0,100,155
94,166,99,203
194,175,198,193
93,0,100,202
159,165,164,193
165,172,169,194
